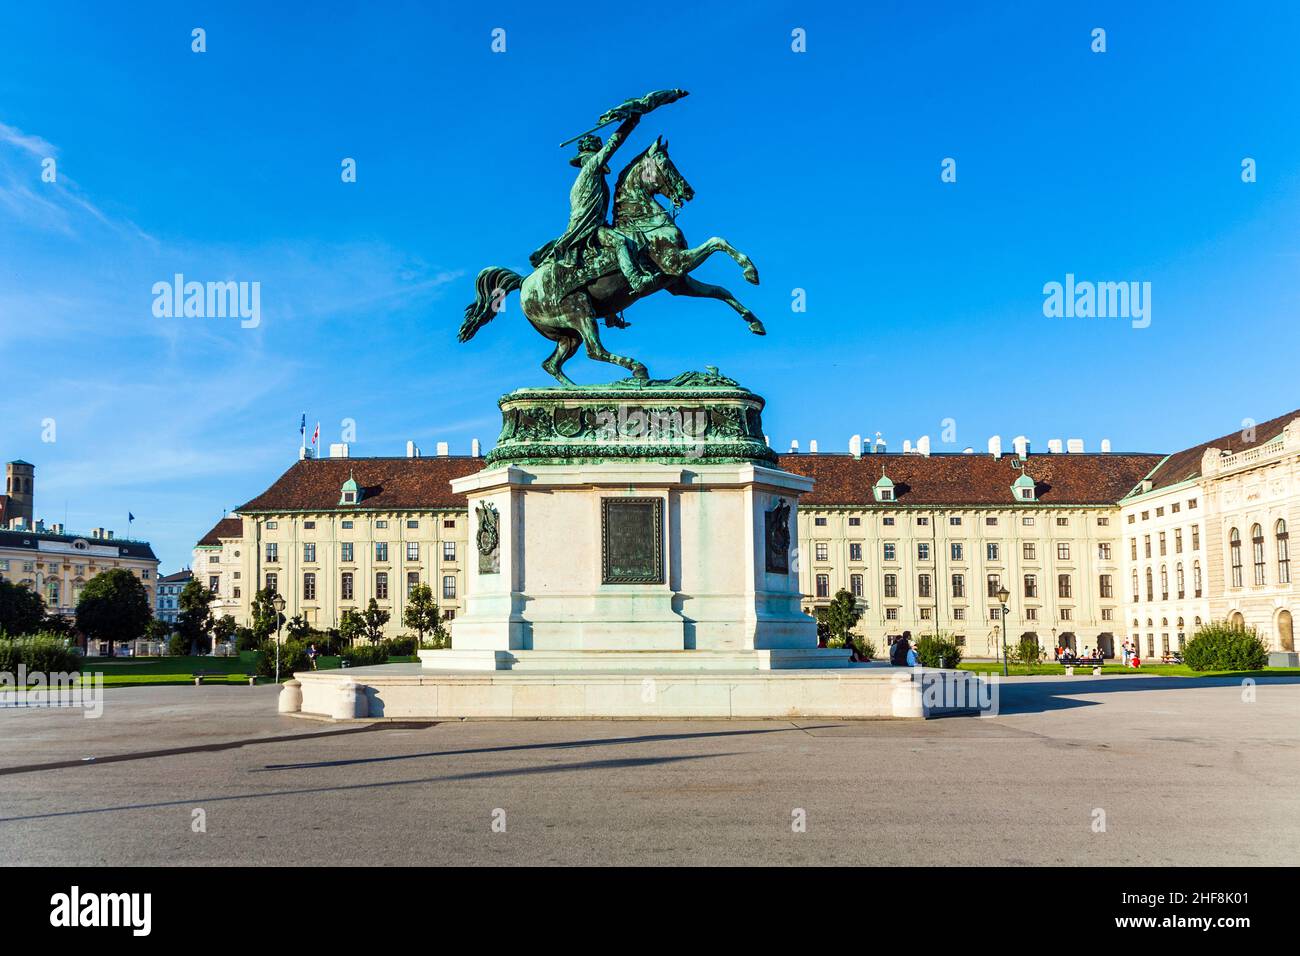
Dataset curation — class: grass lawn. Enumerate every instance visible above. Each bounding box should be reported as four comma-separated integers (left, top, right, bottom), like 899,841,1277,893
69,656,254,688
956,660,1300,679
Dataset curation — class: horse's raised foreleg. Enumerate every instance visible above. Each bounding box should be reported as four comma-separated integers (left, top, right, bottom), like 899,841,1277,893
566,294,649,379
657,237,759,285
664,275,766,336
540,330,582,386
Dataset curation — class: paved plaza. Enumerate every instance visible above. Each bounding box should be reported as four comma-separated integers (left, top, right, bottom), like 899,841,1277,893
1,676,1297,866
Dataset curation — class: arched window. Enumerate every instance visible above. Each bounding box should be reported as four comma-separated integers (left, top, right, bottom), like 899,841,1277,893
1160,565,1168,600
1193,560,1202,598
1252,523,1266,585
1131,569,1139,602
1277,519,1290,584
1230,528,1243,587
1145,567,1153,602
1176,562,1185,598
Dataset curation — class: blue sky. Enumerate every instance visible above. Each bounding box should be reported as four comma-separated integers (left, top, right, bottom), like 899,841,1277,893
2,1,1298,572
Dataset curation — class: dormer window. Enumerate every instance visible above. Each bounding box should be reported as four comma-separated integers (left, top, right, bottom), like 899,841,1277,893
338,472,362,506
873,472,895,503
1011,473,1036,502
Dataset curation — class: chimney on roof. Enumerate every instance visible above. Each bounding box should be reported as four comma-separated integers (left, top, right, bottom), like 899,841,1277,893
329,443,349,458
874,433,886,453
916,435,931,457
91,527,102,539
988,435,1002,459
1012,436,1029,459
299,446,310,460
436,441,449,456
902,439,913,454
472,438,481,457
406,440,421,458
809,439,819,454
106,530,114,540
1100,438,1112,453
1047,438,1063,454
849,434,862,458
34,519,45,532
788,439,799,453
1067,438,1084,454
51,523,63,534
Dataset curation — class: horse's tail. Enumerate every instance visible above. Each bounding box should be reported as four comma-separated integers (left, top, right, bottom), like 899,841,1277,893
458,267,524,342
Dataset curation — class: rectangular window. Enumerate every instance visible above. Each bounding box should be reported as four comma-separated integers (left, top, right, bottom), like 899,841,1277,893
303,543,316,563
443,575,457,599
951,543,964,561
1057,543,1070,561
815,574,829,598
375,542,389,562
883,574,898,598
848,516,861,527
886,607,899,621
1130,538,1138,561
990,608,1001,621
1098,517,1110,526
1022,517,1034,526
375,572,388,600
376,520,388,529
850,573,863,597
1023,542,1036,561
341,520,354,529
883,543,896,561
1144,535,1151,558
303,521,316,530
918,574,932,598
341,542,354,563
265,572,277,594
951,573,965,598
209,575,219,593
917,543,930,561
953,607,965,620
917,517,929,526
341,572,354,601
444,519,456,529
1025,607,1038,621
443,541,456,561
1056,517,1068,527
1098,542,1111,561
303,572,316,600
266,521,277,530
815,542,829,561
849,543,863,562
987,574,1001,598
265,543,278,563
1192,525,1200,550
407,571,420,596
407,519,419,529
1099,574,1113,598
407,542,420,561
1058,574,1072,599
919,607,932,620
882,517,895,526
1024,574,1037,598
987,543,1000,562
814,517,827,527
986,517,998,526
1171,503,1180,514
1101,608,1113,621
1060,608,1072,621
1158,532,1167,556
1174,528,1183,554
949,516,962,526
1155,507,1164,518
1188,499,1197,510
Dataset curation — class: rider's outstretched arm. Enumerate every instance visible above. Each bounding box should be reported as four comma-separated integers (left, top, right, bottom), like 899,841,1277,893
595,116,639,167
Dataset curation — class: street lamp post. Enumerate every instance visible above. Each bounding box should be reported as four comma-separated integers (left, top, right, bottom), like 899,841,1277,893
996,584,1011,677
272,593,287,684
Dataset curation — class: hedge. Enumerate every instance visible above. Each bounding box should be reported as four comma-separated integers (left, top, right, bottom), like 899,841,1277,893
1183,622,1270,671
0,633,82,675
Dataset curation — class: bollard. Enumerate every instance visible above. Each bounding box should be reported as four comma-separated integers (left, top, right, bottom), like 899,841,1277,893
330,680,368,720
194,675,203,686
1092,666,1102,676
247,676,257,686
1064,666,1074,676
278,678,303,714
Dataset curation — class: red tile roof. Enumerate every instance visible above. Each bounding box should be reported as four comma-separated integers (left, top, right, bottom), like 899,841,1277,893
196,516,244,546
1145,409,1300,492
234,457,483,514
777,452,1164,507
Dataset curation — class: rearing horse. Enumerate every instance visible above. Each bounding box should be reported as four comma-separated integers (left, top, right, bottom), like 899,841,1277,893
458,137,764,385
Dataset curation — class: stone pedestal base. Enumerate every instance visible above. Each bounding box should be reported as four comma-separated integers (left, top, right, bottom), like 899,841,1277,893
439,459,816,667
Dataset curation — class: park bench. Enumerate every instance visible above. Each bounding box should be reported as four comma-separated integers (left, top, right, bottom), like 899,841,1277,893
1061,656,1104,675
193,671,258,686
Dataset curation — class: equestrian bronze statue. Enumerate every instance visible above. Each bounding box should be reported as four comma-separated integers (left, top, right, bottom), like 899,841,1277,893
458,89,766,385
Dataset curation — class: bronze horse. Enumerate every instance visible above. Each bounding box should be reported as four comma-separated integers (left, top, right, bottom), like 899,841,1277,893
458,138,764,385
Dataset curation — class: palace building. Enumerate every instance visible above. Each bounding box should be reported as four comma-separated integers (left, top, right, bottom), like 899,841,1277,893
209,409,1300,659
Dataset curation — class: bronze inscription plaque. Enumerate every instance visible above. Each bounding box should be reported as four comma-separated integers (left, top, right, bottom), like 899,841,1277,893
601,497,663,584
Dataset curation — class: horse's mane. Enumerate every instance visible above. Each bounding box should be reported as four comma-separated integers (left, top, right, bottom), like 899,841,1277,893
613,143,655,199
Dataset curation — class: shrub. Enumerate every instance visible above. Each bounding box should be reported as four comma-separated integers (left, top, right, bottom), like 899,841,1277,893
0,633,81,675
850,635,877,661
915,633,962,669
235,627,259,652
340,643,388,667
383,636,417,657
168,633,189,656
1183,622,1270,672
255,639,310,680
1014,636,1045,670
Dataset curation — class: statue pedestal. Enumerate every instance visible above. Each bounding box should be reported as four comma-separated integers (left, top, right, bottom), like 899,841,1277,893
434,459,816,667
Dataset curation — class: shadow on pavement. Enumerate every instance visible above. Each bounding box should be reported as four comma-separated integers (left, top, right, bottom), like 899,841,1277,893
993,674,1300,716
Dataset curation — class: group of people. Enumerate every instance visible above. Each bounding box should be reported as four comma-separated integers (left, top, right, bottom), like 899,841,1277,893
887,631,919,667
1054,644,1102,663
1120,640,1143,668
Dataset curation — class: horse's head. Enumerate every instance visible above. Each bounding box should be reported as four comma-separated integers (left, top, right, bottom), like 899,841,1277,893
640,137,694,208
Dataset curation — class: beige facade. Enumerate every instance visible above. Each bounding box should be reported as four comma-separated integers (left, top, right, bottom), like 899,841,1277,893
795,504,1125,657
214,509,468,638
0,527,159,617
1202,420,1298,652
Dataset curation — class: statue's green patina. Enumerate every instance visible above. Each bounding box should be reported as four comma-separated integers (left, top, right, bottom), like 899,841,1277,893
458,89,766,386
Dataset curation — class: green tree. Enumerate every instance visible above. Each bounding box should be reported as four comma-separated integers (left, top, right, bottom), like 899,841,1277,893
403,584,448,648
1013,635,1044,673
212,614,237,648
146,618,171,643
176,578,215,654
0,580,46,636
286,613,311,640
338,609,364,646
815,588,864,647
360,598,390,644
75,568,152,656
249,588,284,641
